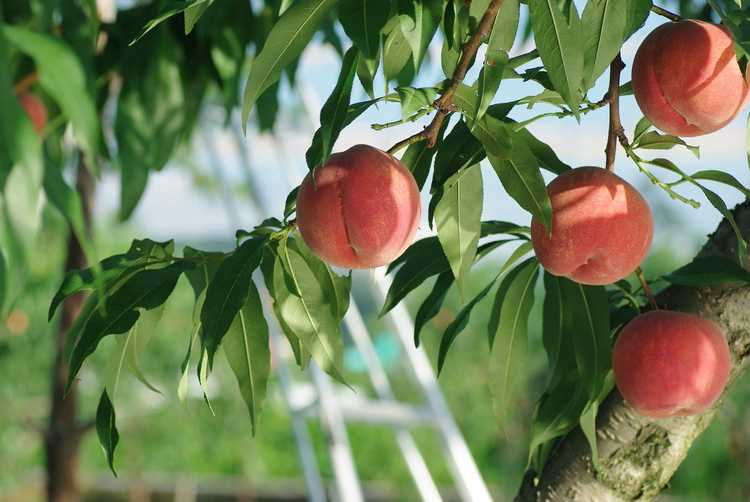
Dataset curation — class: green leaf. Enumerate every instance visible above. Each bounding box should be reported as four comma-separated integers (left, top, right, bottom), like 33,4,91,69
699,185,749,265
437,273,498,374
435,165,483,295
184,0,215,34
131,0,215,43
400,140,438,191
481,220,531,238
357,51,380,98
122,307,164,394
633,115,652,142
664,256,750,286
201,237,266,367
339,0,390,59
527,370,588,469
96,389,119,477
559,278,611,401
383,19,413,80
3,26,100,174
528,0,584,113
518,126,571,174
223,281,271,434
484,129,553,230
581,0,652,89
275,237,347,381
431,120,485,193
541,272,568,388
475,50,508,125
413,271,453,347
116,31,185,220
633,131,700,158
486,0,520,54
381,237,449,315
400,0,441,69
305,47,359,169
49,239,174,320
691,170,750,199
242,0,337,129
488,258,539,424
67,261,192,391
397,86,439,120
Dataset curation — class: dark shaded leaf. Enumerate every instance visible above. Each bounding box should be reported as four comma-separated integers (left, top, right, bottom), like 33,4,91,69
96,389,119,477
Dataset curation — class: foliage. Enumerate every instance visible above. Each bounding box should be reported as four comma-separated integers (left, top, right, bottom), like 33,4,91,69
1,0,748,492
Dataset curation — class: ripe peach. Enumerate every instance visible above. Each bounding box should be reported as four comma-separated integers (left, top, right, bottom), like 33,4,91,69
18,92,47,133
632,20,749,137
530,167,653,285
296,144,421,269
613,310,730,418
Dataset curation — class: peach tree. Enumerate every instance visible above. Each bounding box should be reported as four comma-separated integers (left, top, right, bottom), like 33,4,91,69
4,0,750,500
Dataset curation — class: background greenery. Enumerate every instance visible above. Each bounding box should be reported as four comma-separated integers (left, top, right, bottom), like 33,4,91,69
2,208,749,501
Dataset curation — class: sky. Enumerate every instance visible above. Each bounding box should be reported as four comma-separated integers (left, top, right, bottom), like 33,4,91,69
94,2,750,264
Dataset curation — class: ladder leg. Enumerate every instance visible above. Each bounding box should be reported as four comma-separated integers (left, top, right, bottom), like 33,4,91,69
344,300,443,502
309,364,365,502
269,327,327,502
370,269,494,502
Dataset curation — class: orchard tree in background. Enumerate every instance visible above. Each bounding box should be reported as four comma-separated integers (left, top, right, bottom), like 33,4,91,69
4,0,750,501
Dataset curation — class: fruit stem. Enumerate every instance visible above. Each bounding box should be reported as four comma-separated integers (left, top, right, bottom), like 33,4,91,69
605,54,626,171
387,0,506,153
636,266,659,310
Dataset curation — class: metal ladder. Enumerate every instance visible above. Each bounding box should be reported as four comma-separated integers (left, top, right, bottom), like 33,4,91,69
200,111,493,501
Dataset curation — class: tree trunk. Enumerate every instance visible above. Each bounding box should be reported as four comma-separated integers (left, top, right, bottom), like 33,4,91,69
517,200,750,501
45,163,93,502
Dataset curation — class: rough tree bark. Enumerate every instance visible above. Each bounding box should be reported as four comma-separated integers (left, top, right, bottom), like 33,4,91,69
45,162,93,502
517,200,750,501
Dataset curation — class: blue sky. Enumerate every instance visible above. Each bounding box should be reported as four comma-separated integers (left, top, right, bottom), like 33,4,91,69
95,3,749,264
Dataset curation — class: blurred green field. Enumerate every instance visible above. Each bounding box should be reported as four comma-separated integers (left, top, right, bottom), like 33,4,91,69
2,207,750,501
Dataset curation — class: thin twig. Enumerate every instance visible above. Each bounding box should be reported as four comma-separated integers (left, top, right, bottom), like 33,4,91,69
636,266,658,310
651,5,683,22
605,54,625,171
13,71,38,95
387,0,505,155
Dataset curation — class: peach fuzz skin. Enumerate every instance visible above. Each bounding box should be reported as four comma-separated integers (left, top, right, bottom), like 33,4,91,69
296,144,421,269
632,20,750,137
613,311,730,419
530,167,653,286
18,92,47,134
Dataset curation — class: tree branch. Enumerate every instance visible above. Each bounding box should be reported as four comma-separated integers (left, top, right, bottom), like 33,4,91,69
605,54,625,171
387,0,505,155
517,200,750,501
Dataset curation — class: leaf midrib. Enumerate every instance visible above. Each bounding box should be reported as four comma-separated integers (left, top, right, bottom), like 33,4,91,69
500,264,537,410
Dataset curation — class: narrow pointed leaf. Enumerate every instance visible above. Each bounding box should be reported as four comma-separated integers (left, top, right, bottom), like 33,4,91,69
67,261,192,390
488,258,539,425
96,389,119,477
201,237,266,367
242,0,337,129
435,165,483,295
223,281,271,434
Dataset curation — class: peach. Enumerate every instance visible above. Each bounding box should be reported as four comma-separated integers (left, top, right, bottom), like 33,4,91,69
530,167,653,285
632,20,749,137
296,144,421,269
18,92,47,133
613,310,730,418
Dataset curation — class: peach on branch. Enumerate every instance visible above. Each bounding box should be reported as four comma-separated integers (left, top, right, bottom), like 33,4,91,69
296,144,421,269
530,167,653,285
613,310,731,418
632,20,750,137
18,92,47,134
